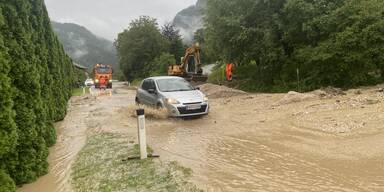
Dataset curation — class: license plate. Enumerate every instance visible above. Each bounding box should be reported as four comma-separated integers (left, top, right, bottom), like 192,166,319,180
186,104,201,110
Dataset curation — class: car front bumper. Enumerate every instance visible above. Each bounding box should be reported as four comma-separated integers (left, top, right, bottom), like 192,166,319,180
165,102,209,117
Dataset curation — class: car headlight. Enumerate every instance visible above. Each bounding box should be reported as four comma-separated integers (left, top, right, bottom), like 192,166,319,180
165,98,180,105
203,96,208,102
109,79,112,82
95,79,99,83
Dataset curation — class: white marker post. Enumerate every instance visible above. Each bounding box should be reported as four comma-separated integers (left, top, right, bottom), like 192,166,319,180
136,109,147,159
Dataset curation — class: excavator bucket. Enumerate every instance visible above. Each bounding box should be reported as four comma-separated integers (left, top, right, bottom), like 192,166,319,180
182,73,208,84
190,74,208,82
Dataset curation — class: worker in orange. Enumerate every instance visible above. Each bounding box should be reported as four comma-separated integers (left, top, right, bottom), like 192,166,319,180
225,63,234,81
99,76,106,89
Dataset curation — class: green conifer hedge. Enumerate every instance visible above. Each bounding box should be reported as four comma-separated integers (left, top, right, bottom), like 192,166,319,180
0,0,74,190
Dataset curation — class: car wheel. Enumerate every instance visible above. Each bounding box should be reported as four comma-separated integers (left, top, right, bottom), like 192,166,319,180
135,97,140,105
156,103,163,109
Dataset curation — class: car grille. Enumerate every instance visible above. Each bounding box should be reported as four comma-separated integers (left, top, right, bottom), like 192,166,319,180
178,104,208,115
182,102,202,105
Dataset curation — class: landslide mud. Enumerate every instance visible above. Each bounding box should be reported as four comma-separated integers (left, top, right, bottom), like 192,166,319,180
20,83,384,192
147,84,384,192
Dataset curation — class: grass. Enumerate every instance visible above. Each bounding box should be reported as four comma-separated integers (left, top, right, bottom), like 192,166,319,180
130,79,143,87
71,133,202,192
207,65,225,85
72,87,90,96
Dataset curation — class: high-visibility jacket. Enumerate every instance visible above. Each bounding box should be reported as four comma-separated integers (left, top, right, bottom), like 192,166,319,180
100,77,106,86
226,63,234,81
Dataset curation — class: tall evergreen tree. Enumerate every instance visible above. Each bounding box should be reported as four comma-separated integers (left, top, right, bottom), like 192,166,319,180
162,23,185,62
0,0,75,189
0,4,18,190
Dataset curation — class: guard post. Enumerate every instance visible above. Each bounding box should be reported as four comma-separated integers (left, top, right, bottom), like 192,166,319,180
136,109,147,159
82,86,86,95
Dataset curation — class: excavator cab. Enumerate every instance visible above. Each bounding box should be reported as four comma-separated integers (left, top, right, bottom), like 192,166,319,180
168,43,208,83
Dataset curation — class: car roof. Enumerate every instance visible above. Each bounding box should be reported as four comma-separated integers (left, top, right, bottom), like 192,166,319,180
145,76,184,81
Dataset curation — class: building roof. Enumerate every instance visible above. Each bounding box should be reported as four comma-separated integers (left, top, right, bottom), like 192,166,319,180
73,62,87,70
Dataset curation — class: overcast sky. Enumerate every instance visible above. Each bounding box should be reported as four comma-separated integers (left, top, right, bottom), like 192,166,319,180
45,0,197,41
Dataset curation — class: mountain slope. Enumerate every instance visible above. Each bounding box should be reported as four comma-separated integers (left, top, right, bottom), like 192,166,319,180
51,21,117,70
173,0,206,43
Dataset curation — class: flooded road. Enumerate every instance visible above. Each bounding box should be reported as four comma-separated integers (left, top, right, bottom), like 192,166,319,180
19,83,136,192
147,84,384,191
20,82,384,191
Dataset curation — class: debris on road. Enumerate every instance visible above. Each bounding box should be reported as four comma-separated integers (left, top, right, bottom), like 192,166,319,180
276,91,317,105
200,83,246,98
321,86,346,97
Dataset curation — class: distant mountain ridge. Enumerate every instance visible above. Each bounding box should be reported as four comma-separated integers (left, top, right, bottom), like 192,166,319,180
173,0,206,44
51,21,117,71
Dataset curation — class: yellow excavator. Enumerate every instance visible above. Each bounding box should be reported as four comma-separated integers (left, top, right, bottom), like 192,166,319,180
168,43,208,82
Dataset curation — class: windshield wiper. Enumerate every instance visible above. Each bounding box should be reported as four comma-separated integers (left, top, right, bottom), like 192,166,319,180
175,89,192,92
162,89,192,92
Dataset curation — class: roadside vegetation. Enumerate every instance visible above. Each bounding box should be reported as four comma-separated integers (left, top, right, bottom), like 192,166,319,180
0,0,77,190
72,88,90,97
205,0,384,92
72,133,201,192
115,17,185,82
115,0,384,93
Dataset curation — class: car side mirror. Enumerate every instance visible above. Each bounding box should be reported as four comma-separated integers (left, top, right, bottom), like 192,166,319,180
148,89,156,94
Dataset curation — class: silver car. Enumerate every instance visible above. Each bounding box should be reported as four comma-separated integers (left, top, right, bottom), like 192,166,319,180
84,78,94,87
135,76,209,117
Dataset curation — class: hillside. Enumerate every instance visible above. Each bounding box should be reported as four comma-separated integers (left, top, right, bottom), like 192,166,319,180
173,0,206,43
51,21,118,71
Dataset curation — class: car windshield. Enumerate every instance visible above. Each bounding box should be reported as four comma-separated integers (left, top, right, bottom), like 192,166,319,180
97,67,111,74
156,78,194,92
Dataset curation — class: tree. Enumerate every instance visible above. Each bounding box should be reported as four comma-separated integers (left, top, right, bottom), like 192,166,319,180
116,16,169,80
0,170,15,192
149,52,176,76
0,0,75,189
205,0,286,91
194,28,214,64
162,23,185,62
0,5,17,190
205,0,384,91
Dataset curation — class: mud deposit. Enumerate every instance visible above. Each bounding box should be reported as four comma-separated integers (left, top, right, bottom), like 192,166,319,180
148,84,384,192
21,83,384,192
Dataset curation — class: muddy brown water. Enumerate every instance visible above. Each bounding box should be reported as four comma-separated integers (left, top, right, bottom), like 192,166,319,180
19,83,136,192
20,83,384,191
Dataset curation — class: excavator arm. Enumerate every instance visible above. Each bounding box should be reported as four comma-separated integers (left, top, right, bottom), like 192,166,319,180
168,43,207,83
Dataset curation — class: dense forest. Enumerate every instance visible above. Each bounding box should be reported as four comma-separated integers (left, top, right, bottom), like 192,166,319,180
116,16,185,81
0,0,75,191
117,0,384,92
205,0,384,92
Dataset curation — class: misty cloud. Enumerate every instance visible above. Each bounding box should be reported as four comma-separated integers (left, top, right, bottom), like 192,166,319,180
45,0,197,40
73,49,88,58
